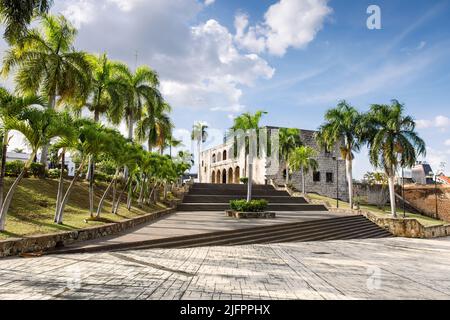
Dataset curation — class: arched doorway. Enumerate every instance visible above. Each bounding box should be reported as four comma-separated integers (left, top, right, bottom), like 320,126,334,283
228,168,233,184
234,167,241,184
211,171,216,184
222,169,227,184
216,171,221,184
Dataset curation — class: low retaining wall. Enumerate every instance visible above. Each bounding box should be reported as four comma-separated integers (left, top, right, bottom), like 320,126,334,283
327,207,450,239
0,207,176,258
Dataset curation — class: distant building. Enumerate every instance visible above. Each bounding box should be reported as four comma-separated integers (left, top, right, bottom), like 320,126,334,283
411,162,434,185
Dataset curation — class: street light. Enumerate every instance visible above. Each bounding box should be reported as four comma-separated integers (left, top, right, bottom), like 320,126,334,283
333,156,339,209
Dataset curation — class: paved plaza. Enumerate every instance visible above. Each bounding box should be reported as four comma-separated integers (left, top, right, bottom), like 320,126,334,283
1,236,450,300
59,210,344,252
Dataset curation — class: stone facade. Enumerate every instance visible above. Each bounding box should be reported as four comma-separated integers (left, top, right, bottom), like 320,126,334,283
200,127,349,201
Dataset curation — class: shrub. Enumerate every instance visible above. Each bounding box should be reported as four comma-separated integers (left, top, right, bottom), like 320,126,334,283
5,161,25,177
230,199,268,212
30,163,46,178
47,169,61,179
240,177,249,184
95,171,113,182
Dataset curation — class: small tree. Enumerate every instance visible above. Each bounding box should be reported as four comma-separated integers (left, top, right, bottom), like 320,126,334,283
288,146,319,195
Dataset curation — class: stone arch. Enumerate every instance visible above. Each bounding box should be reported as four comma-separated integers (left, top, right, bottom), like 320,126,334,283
211,171,216,184
216,170,221,184
234,166,241,184
228,168,233,184
222,169,227,184
223,150,227,161
212,154,216,163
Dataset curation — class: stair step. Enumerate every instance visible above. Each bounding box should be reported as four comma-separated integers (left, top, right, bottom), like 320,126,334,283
183,195,307,204
177,203,328,212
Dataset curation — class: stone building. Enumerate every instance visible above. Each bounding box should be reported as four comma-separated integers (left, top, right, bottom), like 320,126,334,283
199,127,349,201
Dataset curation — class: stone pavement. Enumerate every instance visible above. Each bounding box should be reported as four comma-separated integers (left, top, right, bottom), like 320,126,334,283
1,236,450,300
59,210,346,252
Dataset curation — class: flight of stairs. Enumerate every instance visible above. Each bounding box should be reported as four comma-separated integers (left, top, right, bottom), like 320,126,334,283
178,183,328,212
52,215,392,254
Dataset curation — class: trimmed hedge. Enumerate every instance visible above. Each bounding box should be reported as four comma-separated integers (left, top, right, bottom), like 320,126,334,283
230,199,268,213
5,161,25,177
240,177,249,184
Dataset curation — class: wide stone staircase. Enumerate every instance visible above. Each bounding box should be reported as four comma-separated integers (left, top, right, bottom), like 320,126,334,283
178,183,328,212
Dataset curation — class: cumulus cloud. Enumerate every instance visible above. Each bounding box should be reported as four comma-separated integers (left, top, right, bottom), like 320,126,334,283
234,0,332,56
445,139,450,146
54,0,274,113
417,115,450,129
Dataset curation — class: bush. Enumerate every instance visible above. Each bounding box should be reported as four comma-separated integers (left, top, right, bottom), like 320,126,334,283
240,177,249,184
230,199,268,213
5,161,25,177
95,171,113,182
30,163,46,178
47,169,61,179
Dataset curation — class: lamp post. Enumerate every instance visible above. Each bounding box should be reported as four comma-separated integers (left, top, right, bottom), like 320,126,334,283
333,156,339,209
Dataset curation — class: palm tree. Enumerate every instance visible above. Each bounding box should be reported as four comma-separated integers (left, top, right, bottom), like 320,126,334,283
0,88,44,207
0,0,52,43
0,107,67,231
165,136,183,158
231,110,267,201
316,101,363,209
363,100,426,217
288,146,319,195
54,120,109,223
279,128,301,185
136,101,173,153
2,14,92,166
191,122,208,183
113,65,161,142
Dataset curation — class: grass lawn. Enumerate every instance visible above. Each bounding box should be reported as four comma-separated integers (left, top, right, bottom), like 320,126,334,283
0,177,168,240
307,193,445,227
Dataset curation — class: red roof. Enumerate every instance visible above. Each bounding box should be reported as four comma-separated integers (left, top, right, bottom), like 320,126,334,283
437,175,450,184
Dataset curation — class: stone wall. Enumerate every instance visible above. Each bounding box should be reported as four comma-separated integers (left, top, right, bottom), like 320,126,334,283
403,185,450,223
271,130,349,201
0,208,175,258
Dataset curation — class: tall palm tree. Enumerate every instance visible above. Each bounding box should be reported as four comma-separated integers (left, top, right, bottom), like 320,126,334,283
363,100,426,217
0,0,52,43
113,65,161,142
2,14,92,165
231,110,267,201
0,107,67,231
288,146,319,195
279,128,301,185
0,88,44,207
191,122,208,183
80,53,127,213
316,101,363,209
136,101,173,154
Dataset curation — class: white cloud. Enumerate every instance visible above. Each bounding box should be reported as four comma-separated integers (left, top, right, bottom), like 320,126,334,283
204,0,215,6
445,139,450,146
234,0,332,56
417,115,450,129
54,0,274,114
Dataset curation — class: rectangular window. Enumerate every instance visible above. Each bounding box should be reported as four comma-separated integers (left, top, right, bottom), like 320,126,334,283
326,172,334,183
313,172,321,182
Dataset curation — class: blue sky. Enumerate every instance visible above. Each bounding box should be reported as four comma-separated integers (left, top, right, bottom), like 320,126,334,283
1,0,450,178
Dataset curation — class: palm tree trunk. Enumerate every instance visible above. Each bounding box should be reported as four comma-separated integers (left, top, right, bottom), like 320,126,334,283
0,152,36,231
197,140,201,183
127,181,133,211
285,162,290,186
111,177,118,213
388,173,397,218
56,161,86,224
346,158,354,209
88,156,95,218
301,165,306,195
0,131,9,208
96,170,119,218
138,175,145,207
54,150,65,222
39,94,57,168
247,154,253,202
114,177,131,214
